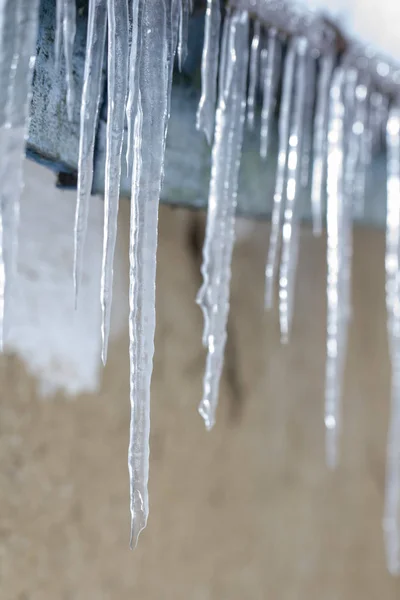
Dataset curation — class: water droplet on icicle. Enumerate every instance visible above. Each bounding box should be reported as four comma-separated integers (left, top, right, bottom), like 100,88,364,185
197,10,249,430
196,0,221,144
279,37,308,343
100,0,129,365
264,36,296,310
73,0,107,305
384,103,400,576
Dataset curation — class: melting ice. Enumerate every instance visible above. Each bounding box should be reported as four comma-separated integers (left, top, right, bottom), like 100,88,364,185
2,0,400,573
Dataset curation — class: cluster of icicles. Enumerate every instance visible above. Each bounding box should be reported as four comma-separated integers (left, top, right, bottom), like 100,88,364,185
1,0,400,572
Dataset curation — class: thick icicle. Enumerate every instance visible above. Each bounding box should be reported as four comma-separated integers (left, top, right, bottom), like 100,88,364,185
264,37,296,310
128,0,171,548
62,0,76,121
0,0,40,349
196,0,221,144
325,66,347,469
246,20,260,131
279,38,308,342
384,103,400,576
260,27,280,160
311,51,334,236
73,0,107,304
100,0,129,365
197,11,249,430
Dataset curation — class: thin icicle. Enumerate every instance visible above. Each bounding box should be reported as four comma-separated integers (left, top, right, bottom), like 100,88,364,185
62,0,76,121
128,0,170,548
311,51,334,236
196,0,221,144
279,38,308,342
100,0,129,365
300,49,316,189
260,27,280,160
350,79,369,217
196,13,231,347
0,0,40,350
198,11,249,430
264,37,296,310
125,0,140,170
128,88,143,550
177,0,190,71
384,103,400,576
73,0,107,304
325,66,347,469
55,0,63,72
247,20,260,131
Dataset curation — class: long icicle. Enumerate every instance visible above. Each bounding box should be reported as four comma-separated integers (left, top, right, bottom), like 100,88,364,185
73,0,107,304
198,10,249,430
264,37,296,310
0,0,40,349
383,103,400,576
325,66,347,469
100,0,129,365
62,0,76,121
260,27,280,160
196,0,221,144
128,0,170,548
246,19,260,131
311,51,334,236
279,37,308,342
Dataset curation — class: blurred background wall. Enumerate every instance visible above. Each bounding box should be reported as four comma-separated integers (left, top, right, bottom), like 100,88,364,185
0,161,399,599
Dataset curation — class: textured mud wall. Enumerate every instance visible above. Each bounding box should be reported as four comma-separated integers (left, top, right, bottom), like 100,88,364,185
1,172,400,598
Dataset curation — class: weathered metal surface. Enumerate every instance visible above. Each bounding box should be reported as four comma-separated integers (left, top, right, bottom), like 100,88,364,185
27,0,388,227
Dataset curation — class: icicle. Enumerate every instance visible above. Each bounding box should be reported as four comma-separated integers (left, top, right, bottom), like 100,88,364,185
384,103,400,576
128,88,143,550
196,14,231,347
177,0,190,71
125,0,140,170
279,38,308,342
300,49,316,189
0,0,40,350
325,66,347,469
311,51,334,236
55,0,63,71
100,0,129,365
197,10,249,430
73,0,107,304
128,0,171,548
350,79,369,217
62,0,76,121
247,20,260,131
264,37,296,310
196,0,221,144
260,27,280,160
